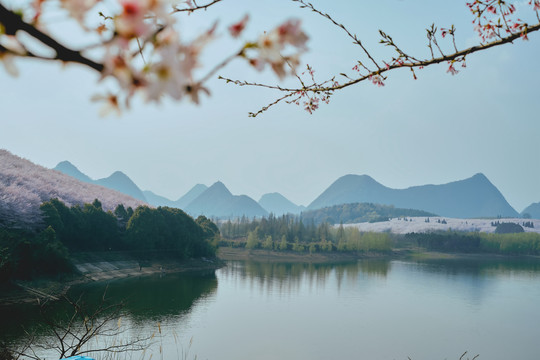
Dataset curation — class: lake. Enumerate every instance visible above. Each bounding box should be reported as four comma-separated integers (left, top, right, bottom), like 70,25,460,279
3,257,540,360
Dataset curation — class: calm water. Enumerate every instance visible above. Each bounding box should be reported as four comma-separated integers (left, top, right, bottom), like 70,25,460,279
3,258,540,360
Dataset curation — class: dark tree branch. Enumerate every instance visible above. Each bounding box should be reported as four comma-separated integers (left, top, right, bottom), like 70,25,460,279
0,3,104,72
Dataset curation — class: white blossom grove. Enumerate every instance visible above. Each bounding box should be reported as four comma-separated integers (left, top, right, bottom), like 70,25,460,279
0,0,539,116
0,149,145,228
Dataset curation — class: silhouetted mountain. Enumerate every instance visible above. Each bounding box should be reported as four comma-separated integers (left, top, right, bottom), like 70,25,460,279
54,161,147,202
1,150,145,229
143,190,177,207
522,202,540,219
308,173,518,218
186,181,268,218
309,175,389,210
259,192,305,215
95,171,147,202
176,184,208,209
54,161,93,183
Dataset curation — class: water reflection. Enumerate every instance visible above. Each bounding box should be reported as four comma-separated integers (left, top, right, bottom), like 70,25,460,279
0,270,217,344
219,259,392,295
410,256,540,277
3,257,540,360
70,270,218,322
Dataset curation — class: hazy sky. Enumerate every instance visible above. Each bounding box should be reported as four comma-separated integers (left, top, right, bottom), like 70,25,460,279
1,0,539,211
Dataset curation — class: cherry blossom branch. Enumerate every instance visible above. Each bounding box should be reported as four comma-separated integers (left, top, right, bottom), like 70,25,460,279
222,1,540,116
225,20,540,95
248,91,299,117
199,47,244,84
0,3,104,72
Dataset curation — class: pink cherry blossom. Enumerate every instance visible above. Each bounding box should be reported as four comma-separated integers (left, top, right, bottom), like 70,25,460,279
59,0,100,27
229,15,249,38
446,62,459,75
369,74,385,87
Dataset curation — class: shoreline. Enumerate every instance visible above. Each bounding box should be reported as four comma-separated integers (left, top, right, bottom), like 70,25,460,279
3,248,539,306
0,255,225,306
217,247,540,263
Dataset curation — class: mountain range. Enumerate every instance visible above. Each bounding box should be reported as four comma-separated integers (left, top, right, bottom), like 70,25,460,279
185,181,268,218
54,161,148,202
48,159,538,220
308,173,519,218
53,161,270,218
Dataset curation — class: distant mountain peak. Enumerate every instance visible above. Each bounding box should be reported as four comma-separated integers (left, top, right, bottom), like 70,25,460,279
96,172,147,202
259,192,285,201
207,181,232,194
308,174,387,210
54,161,93,183
259,192,304,215
106,171,133,183
55,160,76,169
469,172,490,183
110,170,128,177
186,181,267,219
175,184,208,209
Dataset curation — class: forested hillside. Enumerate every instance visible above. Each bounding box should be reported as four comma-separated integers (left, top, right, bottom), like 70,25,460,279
0,150,145,229
0,198,219,283
301,202,435,225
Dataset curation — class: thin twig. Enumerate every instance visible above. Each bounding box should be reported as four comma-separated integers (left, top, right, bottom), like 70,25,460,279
291,0,381,71
172,0,223,13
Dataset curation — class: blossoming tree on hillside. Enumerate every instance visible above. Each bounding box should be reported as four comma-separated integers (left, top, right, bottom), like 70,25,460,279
0,0,539,116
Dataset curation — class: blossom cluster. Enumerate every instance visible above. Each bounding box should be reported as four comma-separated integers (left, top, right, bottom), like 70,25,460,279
0,0,308,114
466,0,536,42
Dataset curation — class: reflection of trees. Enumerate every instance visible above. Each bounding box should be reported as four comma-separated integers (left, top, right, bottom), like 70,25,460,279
0,271,218,345
71,271,218,321
219,260,392,295
412,257,540,278
403,257,540,307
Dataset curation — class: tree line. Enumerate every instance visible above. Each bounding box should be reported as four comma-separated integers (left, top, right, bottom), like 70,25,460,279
219,214,393,253
0,199,219,284
220,214,540,256
301,202,435,225
406,231,540,255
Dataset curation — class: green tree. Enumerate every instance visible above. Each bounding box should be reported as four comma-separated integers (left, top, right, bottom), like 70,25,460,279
246,230,259,250
114,204,129,221
279,235,288,251
292,236,304,252
262,235,273,250
92,198,103,210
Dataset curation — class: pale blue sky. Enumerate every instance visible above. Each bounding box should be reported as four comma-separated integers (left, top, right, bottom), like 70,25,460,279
1,0,539,211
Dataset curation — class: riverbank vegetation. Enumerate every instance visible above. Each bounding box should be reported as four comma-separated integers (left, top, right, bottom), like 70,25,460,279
220,215,393,254
407,231,540,255
219,215,540,256
0,199,219,285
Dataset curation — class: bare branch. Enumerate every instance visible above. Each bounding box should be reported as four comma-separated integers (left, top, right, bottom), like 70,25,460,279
172,0,224,13
291,0,381,71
